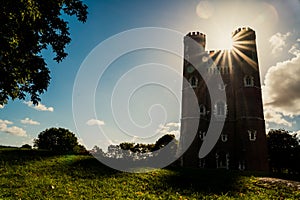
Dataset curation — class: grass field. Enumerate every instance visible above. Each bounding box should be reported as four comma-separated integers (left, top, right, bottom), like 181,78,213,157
0,148,299,199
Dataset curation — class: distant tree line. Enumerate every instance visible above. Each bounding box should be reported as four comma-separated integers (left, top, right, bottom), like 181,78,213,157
91,134,178,162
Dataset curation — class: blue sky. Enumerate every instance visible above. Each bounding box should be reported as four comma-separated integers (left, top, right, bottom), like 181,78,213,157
1,0,300,150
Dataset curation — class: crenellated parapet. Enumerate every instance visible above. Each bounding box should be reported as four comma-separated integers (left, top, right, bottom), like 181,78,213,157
185,32,206,49
186,31,206,37
232,27,256,41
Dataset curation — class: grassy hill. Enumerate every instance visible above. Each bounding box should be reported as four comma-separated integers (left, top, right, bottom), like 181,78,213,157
0,148,299,199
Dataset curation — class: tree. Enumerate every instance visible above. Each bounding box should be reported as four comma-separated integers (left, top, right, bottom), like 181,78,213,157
34,127,79,153
0,0,88,105
267,129,300,174
21,144,32,149
153,134,176,151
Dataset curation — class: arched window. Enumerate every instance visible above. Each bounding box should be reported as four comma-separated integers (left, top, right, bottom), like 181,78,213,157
199,131,206,141
244,75,254,87
248,130,257,141
199,104,206,115
189,76,198,88
199,159,205,168
215,101,226,116
221,134,228,142
239,161,246,171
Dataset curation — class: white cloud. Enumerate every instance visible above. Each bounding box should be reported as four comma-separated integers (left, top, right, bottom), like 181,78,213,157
0,119,27,137
264,108,293,127
263,53,300,117
20,118,40,125
0,119,13,125
86,119,105,126
269,32,291,54
24,101,54,112
156,122,181,139
263,40,300,128
288,39,300,56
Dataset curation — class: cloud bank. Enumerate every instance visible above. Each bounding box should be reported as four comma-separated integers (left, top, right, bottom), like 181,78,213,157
20,118,40,125
263,53,300,116
24,101,54,112
263,37,300,127
86,119,105,126
269,32,291,54
0,119,27,137
156,122,180,139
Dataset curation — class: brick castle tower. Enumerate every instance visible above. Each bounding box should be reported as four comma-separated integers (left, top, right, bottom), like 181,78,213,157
179,27,269,171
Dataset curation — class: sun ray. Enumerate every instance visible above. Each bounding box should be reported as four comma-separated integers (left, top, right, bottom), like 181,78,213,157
212,50,224,67
230,48,242,64
233,43,255,51
220,50,227,67
232,30,254,42
232,48,258,70
234,40,256,45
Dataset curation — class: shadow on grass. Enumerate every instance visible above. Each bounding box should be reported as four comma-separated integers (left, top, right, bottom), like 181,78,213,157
162,167,245,195
5,148,295,196
67,156,120,178
0,148,58,165
65,157,256,195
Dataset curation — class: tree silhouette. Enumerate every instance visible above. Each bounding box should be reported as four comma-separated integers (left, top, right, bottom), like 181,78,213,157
0,0,88,105
267,129,300,174
34,127,80,153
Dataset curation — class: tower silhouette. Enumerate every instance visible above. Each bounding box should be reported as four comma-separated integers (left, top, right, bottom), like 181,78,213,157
180,27,269,171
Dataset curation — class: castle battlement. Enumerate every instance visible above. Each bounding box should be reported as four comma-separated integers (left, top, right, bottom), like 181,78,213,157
232,27,255,39
186,31,206,37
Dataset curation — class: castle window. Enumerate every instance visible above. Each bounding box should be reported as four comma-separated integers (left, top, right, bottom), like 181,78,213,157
217,66,221,74
186,55,189,60
244,75,254,87
215,101,227,116
189,76,198,88
226,153,230,170
199,131,206,141
199,104,206,115
216,152,229,169
218,83,226,90
185,45,189,52
248,130,257,141
221,134,228,142
199,159,205,168
239,161,246,171
224,66,230,74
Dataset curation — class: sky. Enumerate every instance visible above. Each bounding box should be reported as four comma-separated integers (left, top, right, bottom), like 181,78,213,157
1,0,300,150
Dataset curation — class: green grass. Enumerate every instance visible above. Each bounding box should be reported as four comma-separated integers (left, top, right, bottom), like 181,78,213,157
0,148,299,199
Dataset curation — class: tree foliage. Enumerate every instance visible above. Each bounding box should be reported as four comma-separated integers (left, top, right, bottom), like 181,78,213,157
119,134,177,153
92,134,178,161
0,0,88,105
267,129,300,174
21,144,32,149
34,127,81,153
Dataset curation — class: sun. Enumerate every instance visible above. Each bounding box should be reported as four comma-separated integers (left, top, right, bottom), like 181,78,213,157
217,34,234,50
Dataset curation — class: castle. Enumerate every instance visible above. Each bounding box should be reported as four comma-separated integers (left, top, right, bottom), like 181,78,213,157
179,27,269,171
